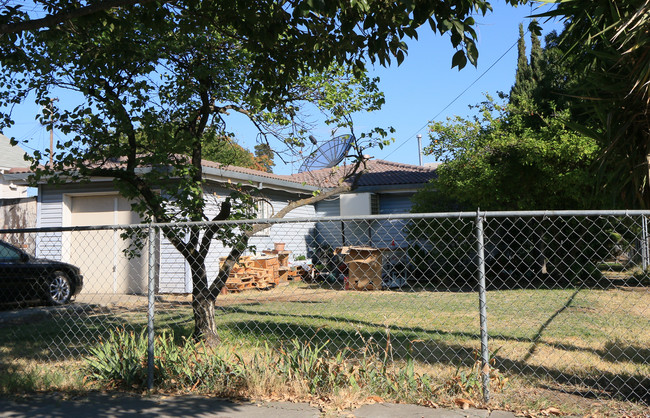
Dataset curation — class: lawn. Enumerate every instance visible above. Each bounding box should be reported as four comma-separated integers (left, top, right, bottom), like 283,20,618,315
1,282,648,414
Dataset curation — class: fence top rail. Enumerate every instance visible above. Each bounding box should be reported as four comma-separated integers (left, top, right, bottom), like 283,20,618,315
1,209,648,235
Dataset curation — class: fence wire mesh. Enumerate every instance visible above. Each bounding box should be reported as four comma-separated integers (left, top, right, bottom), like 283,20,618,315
0,211,648,408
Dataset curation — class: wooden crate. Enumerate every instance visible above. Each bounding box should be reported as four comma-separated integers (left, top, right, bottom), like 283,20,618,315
262,250,291,267
251,255,279,284
224,275,256,293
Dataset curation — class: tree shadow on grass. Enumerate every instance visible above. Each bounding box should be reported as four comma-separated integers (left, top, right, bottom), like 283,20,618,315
218,306,650,405
0,303,156,362
2,297,648,405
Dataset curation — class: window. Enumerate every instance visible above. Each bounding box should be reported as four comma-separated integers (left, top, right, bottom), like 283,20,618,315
254,199,273,237
371,194,380,215
0,244,22,261
257,199,273,219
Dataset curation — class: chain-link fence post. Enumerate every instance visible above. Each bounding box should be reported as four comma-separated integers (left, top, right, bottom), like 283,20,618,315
475,210,490,403
642,215,649,270
147,225,156,391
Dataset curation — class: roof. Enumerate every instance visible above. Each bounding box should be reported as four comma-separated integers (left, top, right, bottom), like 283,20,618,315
0,134,30,170
291,159,438,189
5,155,438,193
200,160,318,193
5,157,318,194
201,160,302,184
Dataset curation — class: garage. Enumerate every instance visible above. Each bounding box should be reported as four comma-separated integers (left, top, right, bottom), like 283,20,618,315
67,194,148,295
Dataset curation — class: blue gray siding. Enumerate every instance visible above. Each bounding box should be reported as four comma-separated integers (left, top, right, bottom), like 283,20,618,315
371,194,413,249
158,186,317,293
314,193,415,250
314,198,341,248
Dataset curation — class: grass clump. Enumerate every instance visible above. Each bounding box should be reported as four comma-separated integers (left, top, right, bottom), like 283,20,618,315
84,327,245,393
444,349,507,399
274,336,440,404
0,362,82,394
83,327,453,405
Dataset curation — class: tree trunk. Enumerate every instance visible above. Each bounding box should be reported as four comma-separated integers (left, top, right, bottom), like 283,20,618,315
191,261,219,346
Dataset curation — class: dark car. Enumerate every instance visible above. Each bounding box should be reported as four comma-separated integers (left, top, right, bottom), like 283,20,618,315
0,240,83,306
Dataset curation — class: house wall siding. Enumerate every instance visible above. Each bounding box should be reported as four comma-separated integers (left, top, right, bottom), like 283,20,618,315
313,193,415,250
38,181,317,294
379,194,413,214
314,198,342,249
34,180,418,294
0,196,37,253
198,187,317,291
372,193,413,249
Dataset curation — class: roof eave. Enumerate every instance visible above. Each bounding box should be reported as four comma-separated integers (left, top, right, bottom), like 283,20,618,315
3,167,159,185
201,165,319,194
330,183,430,194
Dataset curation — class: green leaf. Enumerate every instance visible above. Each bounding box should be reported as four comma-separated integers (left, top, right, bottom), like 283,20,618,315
451,50,467,69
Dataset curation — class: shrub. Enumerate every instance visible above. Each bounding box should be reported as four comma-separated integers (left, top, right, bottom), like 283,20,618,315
84,328,245,392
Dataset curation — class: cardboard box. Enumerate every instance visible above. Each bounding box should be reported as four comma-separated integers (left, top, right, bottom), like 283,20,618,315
336,246,382,290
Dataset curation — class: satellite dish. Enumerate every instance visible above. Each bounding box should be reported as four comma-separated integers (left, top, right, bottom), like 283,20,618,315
298,134,355,173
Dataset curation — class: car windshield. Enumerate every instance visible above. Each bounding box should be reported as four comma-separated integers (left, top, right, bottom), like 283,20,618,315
0,244,22,261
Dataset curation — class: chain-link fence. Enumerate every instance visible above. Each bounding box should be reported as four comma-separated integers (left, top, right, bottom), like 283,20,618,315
1,211,649,407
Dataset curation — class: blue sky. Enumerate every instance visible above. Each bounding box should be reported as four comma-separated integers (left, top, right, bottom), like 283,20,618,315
3,1,565,175
266,0,564,174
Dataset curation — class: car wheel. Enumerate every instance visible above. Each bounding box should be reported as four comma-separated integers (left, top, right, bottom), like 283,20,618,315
46,271,72,305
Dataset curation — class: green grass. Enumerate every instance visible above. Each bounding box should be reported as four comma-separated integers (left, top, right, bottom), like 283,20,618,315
1,283,649,413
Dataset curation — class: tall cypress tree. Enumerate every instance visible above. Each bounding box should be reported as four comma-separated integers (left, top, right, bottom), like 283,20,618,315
509,23,533,108
529,20,543,83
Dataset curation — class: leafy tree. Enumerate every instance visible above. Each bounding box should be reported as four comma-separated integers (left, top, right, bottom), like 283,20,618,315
413,28,603,212
509,23,534,109
529,24,543,84
201,130,270,172
410,27,616,287
254,143,275,173
509,20,545,116
0,0,514,344
414,96,600,212
538,0,650,208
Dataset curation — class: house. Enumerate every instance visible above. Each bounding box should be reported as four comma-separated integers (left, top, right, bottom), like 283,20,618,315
0,134,31,198
6,160,319,295
292,159,438,249
0,134,36,249
5,157,437,295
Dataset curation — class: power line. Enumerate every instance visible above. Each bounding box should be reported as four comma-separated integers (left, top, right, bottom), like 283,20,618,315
381,0,558,163
15,139,40,152
384,37,520,160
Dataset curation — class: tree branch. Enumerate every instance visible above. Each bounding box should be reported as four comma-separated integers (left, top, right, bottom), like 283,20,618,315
207,156,368,298
199,199,231,260
1,0,161,35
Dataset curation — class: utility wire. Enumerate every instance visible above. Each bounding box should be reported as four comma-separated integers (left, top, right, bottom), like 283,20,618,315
384,2,553,162
384,0,556,162
384,37,520,160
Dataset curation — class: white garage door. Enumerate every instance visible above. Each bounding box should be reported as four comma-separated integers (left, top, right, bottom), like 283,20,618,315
69,195,147,294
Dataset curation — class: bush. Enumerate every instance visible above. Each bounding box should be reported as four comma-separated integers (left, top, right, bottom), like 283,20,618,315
84,328,245,392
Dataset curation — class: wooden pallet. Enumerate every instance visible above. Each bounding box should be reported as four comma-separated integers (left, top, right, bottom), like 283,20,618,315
278,267,302,283
222,262,275,293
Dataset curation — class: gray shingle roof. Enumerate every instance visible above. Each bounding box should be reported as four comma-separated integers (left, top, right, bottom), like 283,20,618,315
290,159,438,188
6,152,438,191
